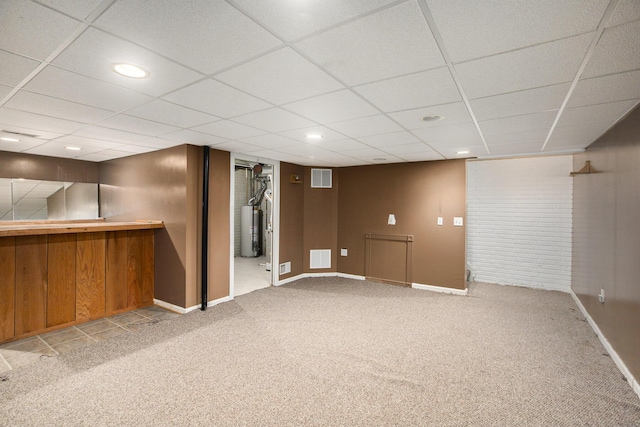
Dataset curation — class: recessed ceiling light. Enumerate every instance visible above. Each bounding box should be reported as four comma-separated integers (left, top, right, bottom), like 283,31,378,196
456,150,470,155
422,115,443,122
305,134,323,140
0,137,20,142
112,63,149,79
65,146,82,151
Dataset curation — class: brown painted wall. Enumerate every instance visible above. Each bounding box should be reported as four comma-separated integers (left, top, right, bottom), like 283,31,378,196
0,150,99,182
303,167,339,272
338,160,466,289
279,162,305,279
99,145,191,307
206,149,230,302
572,105,640,381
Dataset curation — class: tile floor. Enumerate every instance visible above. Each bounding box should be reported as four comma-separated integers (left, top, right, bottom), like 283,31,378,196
0,305,180,374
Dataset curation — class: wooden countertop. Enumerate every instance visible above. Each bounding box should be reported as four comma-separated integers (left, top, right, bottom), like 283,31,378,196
0,220,164,237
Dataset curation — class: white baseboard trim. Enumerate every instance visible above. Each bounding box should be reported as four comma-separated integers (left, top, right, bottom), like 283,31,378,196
276,272,366,286
569,290,640,401
412,282,468,296
154,295,233,314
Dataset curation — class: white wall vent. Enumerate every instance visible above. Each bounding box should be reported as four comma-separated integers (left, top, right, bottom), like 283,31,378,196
279,261,291,276
311,168,332,188
310,249,331,269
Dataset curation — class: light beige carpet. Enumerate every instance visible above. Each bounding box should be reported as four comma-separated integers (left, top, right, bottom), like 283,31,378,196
1,278,639,426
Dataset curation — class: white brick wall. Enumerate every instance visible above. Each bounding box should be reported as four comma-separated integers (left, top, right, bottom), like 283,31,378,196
467,156,573,291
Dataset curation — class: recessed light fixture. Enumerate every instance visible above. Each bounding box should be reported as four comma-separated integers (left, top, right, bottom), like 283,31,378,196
456,150,470,155
305,134,323,140
422,115,443,122
0,137,20,142
65,146,82,151
112,63,149,79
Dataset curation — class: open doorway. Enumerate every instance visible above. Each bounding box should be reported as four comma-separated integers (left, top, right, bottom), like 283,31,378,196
231,156,279,297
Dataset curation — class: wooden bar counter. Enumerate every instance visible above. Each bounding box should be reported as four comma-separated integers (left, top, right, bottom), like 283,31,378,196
0,220,164,344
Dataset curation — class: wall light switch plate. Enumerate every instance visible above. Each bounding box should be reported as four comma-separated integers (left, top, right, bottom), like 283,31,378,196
453,217,464,226
340,248,348,257
437,217,443,226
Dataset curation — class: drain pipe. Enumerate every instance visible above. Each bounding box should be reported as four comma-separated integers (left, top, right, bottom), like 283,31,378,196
201,146,210,311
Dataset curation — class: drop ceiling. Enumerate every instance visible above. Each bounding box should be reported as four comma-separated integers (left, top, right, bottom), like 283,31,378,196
1,0,639,166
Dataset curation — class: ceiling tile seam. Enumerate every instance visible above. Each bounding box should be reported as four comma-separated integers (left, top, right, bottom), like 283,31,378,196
541,0,621,152
415,0,490,156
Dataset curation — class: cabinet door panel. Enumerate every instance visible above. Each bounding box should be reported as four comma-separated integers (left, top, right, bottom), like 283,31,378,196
48,234,77,327
0,237,16,341
76,232,106,321
15,235,47,336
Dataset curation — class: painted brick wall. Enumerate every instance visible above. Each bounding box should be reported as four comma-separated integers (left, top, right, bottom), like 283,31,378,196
467,155,573,291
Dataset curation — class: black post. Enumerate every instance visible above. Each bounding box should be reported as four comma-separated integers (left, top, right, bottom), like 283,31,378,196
201,146,210,311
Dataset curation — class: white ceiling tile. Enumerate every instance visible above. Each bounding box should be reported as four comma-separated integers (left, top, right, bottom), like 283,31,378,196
76,150,133,162
469,84,570,121
106,144,159,154
486,142,547,157
161,129,227,146
131,137,182,150
73,126,148,143
412,122,482,144
125,100,220,129
0,108,86,134
354,67,461,112
483,128,548,146
0,125,62,140
163,79,271,118
233,108,316,133
388,102,473,130
284,90,379,123
381,142,434,155
455,33,593,99
0,1,80,60
192,120,266,140
398,152,445,162
37,0,104,20
0,137,44,153
357,131,422,148
24,141,102,158
317,139,372,152
556,100,639,129
333,146,389,158
479,111,557,136
581,20,640,79
567,69,640,108
435,145,487,159
95,0,282,74
607,0,640,27
295,1,444,85
52,28,204,97
426,0,608,62
239,134,299,150
6,90,114,124
279,126,347,143
24,66,153,111
215,47,343,105
231,0,398,41
0,85,12,99
96,114,180,137
326,114,403,138
0,50,40,87
545,123,610,149
211,140,266,154
54,135,123,150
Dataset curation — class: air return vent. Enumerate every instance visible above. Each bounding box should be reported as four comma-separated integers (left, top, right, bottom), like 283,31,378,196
311,168,332,188
310,249,331,269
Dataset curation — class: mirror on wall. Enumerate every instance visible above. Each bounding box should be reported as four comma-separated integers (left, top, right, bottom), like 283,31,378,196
0,178,99,221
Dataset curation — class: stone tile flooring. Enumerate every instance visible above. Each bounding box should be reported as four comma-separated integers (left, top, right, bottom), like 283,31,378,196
0,306,180,374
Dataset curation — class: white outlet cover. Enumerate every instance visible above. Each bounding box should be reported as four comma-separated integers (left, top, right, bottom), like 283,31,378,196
340,248,348,256
437,217,443,226
454,217,464,226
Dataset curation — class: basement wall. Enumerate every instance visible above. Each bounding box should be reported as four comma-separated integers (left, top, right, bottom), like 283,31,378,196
0,150,99,182
467,155,573,292
572,105,640,384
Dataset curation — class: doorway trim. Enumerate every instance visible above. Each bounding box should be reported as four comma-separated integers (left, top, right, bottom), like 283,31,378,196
229,153,280,298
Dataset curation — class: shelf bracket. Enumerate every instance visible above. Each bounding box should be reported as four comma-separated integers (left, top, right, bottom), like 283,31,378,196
570,160,594,176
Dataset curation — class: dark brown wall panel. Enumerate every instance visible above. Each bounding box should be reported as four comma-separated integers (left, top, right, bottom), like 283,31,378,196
572,104,640,382
0,150,99,182
279,162,305,279
15,235,47,335
76,232,106,321
47,234,76,327
337,160,466,290
0,237,16,341
207,149,230,301
99,145,189,307
303,167,338,272
106,231,128,313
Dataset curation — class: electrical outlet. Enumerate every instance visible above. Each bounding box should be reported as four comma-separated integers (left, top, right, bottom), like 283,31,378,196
340,248,348,257
437,217,443,226
453,217,464,227
599,288,605,303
